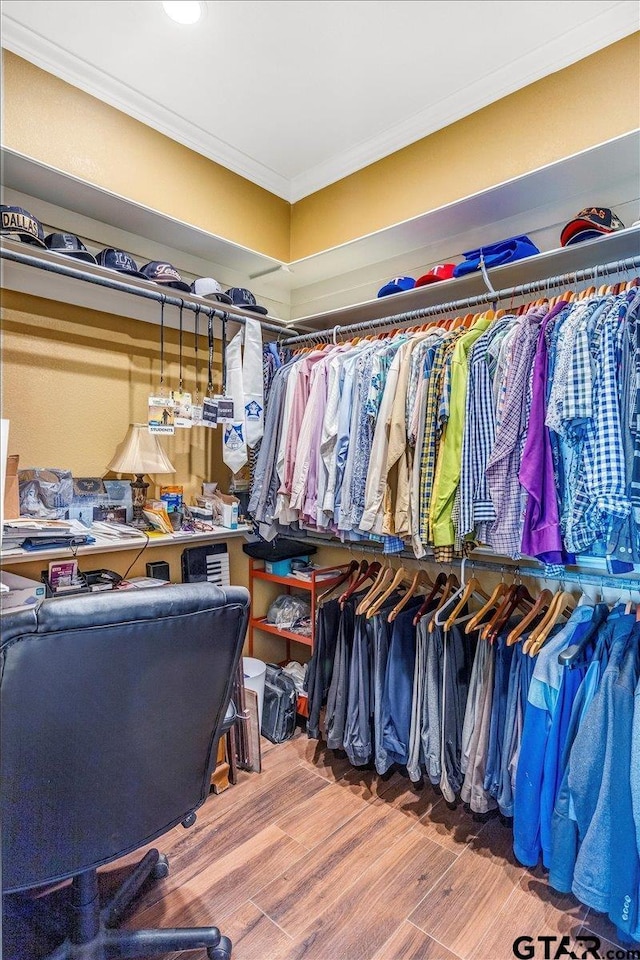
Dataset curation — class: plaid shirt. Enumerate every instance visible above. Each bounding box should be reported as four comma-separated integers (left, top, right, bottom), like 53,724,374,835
418,333,462,547
485,308,546,557
564,295,631,552
458,317,515,542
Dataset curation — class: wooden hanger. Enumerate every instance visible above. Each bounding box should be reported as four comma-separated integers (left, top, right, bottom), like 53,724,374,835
506,589,553,646
444,577,490,632
356,565,393,616
464,576,509,634
317,559,359,604
387,569,432,623
338,560,376,607
412,571,448,625
525,589,576,656
480,582,536,644
366,566,407,619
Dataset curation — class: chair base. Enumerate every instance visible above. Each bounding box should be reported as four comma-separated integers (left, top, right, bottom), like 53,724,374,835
6,850,232,960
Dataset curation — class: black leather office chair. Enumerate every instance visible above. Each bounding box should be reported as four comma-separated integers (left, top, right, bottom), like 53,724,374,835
1,582,250,959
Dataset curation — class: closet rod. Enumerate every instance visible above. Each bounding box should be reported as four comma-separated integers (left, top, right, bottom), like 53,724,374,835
280,254,640,347
0,245,293,338
299,537,640,594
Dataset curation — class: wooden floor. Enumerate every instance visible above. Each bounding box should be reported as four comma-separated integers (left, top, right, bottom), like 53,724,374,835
5,731,636,960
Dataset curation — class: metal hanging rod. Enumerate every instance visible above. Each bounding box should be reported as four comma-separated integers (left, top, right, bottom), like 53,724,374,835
280,254,640,347
299,535,640,593
1,245,294,338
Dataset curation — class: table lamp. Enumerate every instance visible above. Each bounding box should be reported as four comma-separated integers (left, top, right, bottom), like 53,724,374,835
106,423,176,526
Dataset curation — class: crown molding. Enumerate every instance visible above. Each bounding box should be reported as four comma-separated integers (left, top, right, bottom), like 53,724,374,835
1,17,292,201
289,7,639,201
2,3,638,204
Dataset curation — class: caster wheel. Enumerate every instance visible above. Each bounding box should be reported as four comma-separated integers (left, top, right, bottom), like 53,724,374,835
152,854,169,880
207,935,232,959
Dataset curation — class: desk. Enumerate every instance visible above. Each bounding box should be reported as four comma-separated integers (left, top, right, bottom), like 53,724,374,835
1,527,252,599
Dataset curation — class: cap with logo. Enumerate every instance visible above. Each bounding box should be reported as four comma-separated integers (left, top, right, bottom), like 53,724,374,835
560,207,625,247
377,276,416,298
191,277,232,304
96,248,147,279
415,264,456,287
1,205,46,248
45,233,97,264
225,287,268,315
141,261,191,292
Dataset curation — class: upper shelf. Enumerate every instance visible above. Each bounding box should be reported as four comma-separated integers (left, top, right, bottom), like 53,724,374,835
2,131,639,330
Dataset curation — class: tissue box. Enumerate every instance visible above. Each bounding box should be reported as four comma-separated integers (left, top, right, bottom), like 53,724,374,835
0,571,46,613
265,559,292,576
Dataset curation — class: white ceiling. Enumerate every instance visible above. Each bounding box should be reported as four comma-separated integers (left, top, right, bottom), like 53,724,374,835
1,0,638,202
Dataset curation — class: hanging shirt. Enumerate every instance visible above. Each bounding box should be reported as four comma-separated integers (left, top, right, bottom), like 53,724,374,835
431,315,493,548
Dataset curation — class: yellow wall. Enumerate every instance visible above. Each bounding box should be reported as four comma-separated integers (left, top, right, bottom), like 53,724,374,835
1,50,291,262
1,290,228,498
290,33,640,259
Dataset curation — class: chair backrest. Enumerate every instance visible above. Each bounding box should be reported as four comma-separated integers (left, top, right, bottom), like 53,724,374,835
1,582,249,893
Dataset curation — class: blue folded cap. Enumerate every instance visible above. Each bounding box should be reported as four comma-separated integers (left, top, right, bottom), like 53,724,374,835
377,276,415,297
453,235,540,278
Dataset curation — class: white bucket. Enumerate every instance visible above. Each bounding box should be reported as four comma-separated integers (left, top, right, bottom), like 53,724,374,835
242,657,266,728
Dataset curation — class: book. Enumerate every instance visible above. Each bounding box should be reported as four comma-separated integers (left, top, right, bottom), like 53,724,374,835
291,567,343,582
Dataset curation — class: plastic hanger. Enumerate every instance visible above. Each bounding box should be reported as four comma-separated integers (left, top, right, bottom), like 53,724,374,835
428,574,460,633
387,569,432,623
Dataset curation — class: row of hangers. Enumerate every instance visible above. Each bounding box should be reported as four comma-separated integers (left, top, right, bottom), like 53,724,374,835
287,276,640,355
316,554,640,662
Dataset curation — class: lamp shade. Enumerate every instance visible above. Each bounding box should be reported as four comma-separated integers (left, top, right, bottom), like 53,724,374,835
106,423,176,475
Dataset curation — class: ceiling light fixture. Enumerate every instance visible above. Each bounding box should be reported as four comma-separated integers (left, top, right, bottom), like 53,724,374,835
162,1,203,25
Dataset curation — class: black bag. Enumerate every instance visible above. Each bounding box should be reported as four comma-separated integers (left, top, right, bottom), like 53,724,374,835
261,664,297,743
242,539,316,562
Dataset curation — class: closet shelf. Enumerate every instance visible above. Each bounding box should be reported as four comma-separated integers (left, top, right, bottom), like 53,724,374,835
249,617,312,647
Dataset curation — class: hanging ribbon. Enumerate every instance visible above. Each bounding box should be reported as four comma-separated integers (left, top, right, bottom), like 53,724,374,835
222,329,248,473
242,315,264,447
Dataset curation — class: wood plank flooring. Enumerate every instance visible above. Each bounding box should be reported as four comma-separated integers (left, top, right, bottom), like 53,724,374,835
4,731,639,960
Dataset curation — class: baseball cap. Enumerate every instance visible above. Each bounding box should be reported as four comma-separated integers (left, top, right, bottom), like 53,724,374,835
415,264,456,287
377,276,415,298
191,277,232,304
45,232,97,264
1,205,46,247
225,287,268,315
561,207,625,247
96,248,146,279
141,261,190,292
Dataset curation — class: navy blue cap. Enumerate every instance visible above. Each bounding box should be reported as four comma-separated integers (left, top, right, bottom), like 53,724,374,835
141,261,190,292
96,248,146,279
1,205,46,247
45,232,96,264
225,287,268,315
377,276,415,298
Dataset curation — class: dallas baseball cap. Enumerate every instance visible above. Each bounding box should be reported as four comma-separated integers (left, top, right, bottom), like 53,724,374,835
225,287,268,315
96,248,146,279
141,261,190,292
1,205,46,247
377,276,415,298
415,264,456,287
45,232,97,264
561,207,625,247
191,277,232,304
